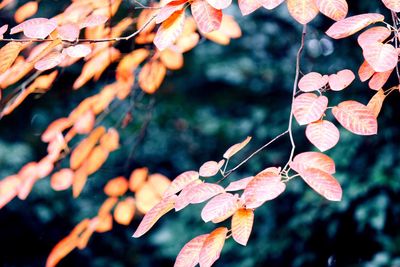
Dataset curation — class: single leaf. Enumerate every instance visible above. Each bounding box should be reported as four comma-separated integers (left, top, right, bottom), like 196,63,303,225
199,227,228,267
99,128,119,151
22,18,57,39
14,1,38,23
332,100,378,135
300,167,342,201
133,195,177,238
243,172,285,209
174,234,209,267
57,23,80,41
65,44,92,58
175,179,203,211
326,13,385,39
293,93,328,125
305,120,340,152
154,10,185,51
138,60,166,94
357,26,391,48
362,42,398,72
188,183,225,204
50,168,74,191
369,69,393,91
223,136,252,159
73,110,95,134
381,0,400,12
231,209,254,246
34,51,65,71
199,160,224,177
80,14,108,28
225,176,254,192
114,197,135,225
160,48,184,70
298,72,329,92
156,0,186,24
290,151,336,174
191,0,222,33
316,0,348,21
328,69,355,91
358,60,375,82
104,176,128,197
163,170,199,198
201,193,239,222
0,24,8,39
287,0,319,25
135,183,161,214
367,88,386,118
129,167,148,192
0,42,23,74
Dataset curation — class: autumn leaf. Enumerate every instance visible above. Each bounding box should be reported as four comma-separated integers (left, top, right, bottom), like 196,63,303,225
357,26,391,49
231,208,254,246
199,227,228,267
292,93,328,125
199,160,225,177
129,167,148,192
114,197,135,225
300,167,342,201
358,60,375,82
174,234,209,267
287,0,319,25
0,42,23,74
201,193,239,222
138,60,166,94
316,0,348,21
381,0,400,12
154,10,185,51
332,100,378,135
223,136,252,159
367,88,386,118
186,183,225,204
104,176,128,197
290,151,336,174
368,69,393,91
163,170,199,198
191,0,222,33
362,42,398,72
50,168,74,191
328,69,355,91
133,195,177,238
14,1,38,23
298,72,329,92
225,176,254,192
305,120,340,152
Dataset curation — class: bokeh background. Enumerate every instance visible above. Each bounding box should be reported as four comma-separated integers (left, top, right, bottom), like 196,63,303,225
1,1,400,266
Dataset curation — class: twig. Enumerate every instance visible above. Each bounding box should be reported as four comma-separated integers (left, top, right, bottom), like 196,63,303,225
391,11,400,85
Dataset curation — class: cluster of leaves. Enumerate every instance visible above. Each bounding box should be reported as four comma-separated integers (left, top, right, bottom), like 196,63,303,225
0,0,400,266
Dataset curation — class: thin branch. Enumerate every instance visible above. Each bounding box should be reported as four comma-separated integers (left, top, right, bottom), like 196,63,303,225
391,11,400,85
283,24,307,172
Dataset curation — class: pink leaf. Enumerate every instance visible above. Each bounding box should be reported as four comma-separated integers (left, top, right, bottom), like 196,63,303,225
381,0,400,12
154,10,185,51
191,0,222,33
175,179,202,211
362,42,398,72
287,0,319,24
290,151,336,174
358,60,375,82
133,195,177,238
163,170,199,198
243,172,285,209
298,72,329,92
10,18,48,34
316,0,348,21
367,89,386,118
199,160,224,177
357,26,391,48
305,120,340,152
22,19,57,39
34,51,65,71
206,0,232,9
368,69,393,90
326,13,385,39
0,24,8,39
58,23,80,41
225,176,254,192
65,44,92,58
332,100,378,135
201,193,239,222
80,14,108,29
188,183,225,204
223,136,251,159
293,93,328,125
300,167,342,201
174,234,209,267
328,69,355,91
155,0,186,24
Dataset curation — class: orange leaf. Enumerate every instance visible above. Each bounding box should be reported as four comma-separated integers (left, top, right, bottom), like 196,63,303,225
99,128,119,151
160,48,184,70
84,145,109,175
73,110,95,134
231,208,254,246
133,195,177,238
0,175,20,209
367,89,386,118
138,60,166,94
154,10,185,51
287,0,319,24
148,173,171,196
14,1,38,23
50,168,74,191
46,235,78,267
174,234,209,267
332,100,378,135
114,197,136,225
98,197,118,218
316,0,348,21
358,60,375,82
104,176,128,197
199,227,228,267
72,166,88,198
129,167,148,192
0,42,23,74
135,182,162,214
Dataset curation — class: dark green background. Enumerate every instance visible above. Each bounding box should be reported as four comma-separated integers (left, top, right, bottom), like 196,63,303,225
1,1,400,266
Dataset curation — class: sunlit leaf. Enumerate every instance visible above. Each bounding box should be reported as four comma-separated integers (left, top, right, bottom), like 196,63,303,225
154,10,185,51
199,160,224,177
129,167,148,192
381,0,400,12
0,42,23,74
357,26,391,48
300,167,342,201
292,93,328,125
369,69,393,91
174,234,209,267
358,60,375,82
305,120,340,152
191,0,222,33
104,176,128,197
290,151,336,174
316,0,348,21
51,168,74,191
14,1,38,23
362,42,398,72
199,227,228,267
367,88,386,118
287,0,319,24
201,193,239,222
328,69,355,91
223,136,251,159
298,72,329,92
225,176,254,192
114,197,135,225
138,60,166,94
163,170,199,198
206,0,232,9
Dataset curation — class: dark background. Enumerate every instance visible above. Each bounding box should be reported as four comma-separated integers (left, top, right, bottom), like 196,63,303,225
1,1,400,266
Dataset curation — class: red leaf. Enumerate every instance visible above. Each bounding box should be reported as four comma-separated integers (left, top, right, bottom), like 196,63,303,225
332,100,378,135
156,0,186,24
199,227,228,267
300,167,342,201
306,120,340,152
174,234,209,267
231,209,254,246
293,93,328,125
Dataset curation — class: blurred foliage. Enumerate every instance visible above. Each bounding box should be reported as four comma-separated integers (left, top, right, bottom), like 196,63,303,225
1,1,400,267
